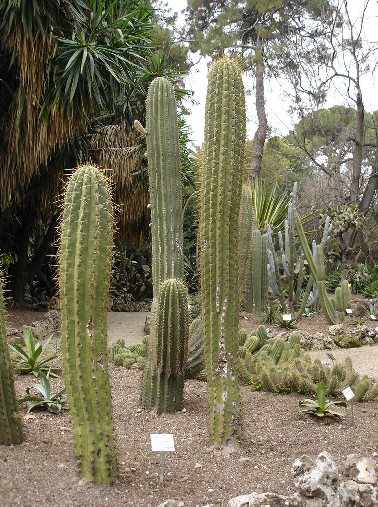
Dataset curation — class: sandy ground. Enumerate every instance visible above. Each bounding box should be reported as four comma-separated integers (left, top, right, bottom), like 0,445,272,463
107,312,149,346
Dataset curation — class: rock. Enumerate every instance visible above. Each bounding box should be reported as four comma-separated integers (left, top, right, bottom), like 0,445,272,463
300,332,335,350
228,492,300,507
344,455,377,485
29,310,60,340
157,501,183,507
338,480,378,506
333,334,362,348
329,324,344,337
292,451,339,503
238,457,251,464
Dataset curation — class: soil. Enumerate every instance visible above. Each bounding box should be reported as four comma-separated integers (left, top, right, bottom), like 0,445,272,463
1,309,378,507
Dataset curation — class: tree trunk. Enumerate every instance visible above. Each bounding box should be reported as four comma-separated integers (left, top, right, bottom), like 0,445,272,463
249,40,267,182
359,119,378,215
350,90,364,202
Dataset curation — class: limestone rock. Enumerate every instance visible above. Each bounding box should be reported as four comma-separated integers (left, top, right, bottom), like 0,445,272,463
338,480,378,506
292,451,339,503
228,492,300,507
329,324,344,337
344,455,378,485
157,500,184,507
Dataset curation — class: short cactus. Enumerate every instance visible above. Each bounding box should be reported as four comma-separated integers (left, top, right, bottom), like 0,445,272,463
154,278,189,413
59,166,117,483
0,275,23,445
200,58,246,444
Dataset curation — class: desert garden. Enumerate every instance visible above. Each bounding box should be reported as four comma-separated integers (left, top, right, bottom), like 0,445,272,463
0,1,377,506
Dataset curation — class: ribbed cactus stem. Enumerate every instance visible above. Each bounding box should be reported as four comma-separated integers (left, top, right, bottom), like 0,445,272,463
59,166,117,483
0,275,23,445
239,184,254,301
200,58,246,445
146,77,183,294
155,278,189,414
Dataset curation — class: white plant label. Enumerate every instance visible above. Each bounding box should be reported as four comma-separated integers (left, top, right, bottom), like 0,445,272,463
150,434,175,452
370,315,376,321
282,314,292,321
345,308,353,314
342,386,355,401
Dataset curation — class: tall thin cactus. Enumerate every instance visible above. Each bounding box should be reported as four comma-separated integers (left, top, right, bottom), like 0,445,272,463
146,77,183,294
59,166,117,483
0,275,23,445
141,77,186,412
200,58,246,445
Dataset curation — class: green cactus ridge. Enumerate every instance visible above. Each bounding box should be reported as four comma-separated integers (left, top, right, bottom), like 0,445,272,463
0,275,23,445
59,165,117,483
154,278,189,413
186,317,204,379
200,58,246,444
146,77,184,294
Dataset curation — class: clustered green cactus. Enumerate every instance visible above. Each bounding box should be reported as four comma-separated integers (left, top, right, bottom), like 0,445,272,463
295,214,349,325
239,185,269,314
110,337,147,369
237,332,378,401
141,77,188,413
0,274,23,446
59,166,117,484
200,58,246,445
267,183,328,319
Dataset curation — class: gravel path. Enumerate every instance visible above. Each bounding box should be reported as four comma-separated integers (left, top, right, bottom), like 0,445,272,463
308,344,378,380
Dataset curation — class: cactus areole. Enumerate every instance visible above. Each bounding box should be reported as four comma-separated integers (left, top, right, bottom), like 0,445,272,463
200,58,246,445
59,166,117,483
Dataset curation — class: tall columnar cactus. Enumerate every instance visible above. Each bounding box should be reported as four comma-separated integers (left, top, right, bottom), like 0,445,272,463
141,77,186,412
59,166,117,484
200,58,246,445
146,76,184,294
250,229,268,313
154,278,189,414
0,275,23,445
239,184,255,303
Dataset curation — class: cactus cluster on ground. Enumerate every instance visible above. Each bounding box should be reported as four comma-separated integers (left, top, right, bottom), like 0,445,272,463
0,274,23,446
59,165,117,484
237,333,378,402
200,58,246,445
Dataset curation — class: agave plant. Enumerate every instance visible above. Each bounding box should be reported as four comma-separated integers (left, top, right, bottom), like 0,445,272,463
251,177,291,232
300,381,346,418
20,372,66,414
9,328,58,376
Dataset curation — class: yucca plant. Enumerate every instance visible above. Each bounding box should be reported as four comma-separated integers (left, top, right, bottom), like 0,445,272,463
20,372,66,414
251,177,291,233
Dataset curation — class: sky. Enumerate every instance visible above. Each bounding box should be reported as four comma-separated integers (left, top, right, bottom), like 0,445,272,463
165,0,378,146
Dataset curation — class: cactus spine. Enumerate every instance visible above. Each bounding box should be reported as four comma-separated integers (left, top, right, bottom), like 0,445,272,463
142,77,186,412
0,275,23,445
200,58,246,444
154,279,189,413
59,166,117,484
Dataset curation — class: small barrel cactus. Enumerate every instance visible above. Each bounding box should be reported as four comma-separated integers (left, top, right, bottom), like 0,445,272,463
59,165,117,483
